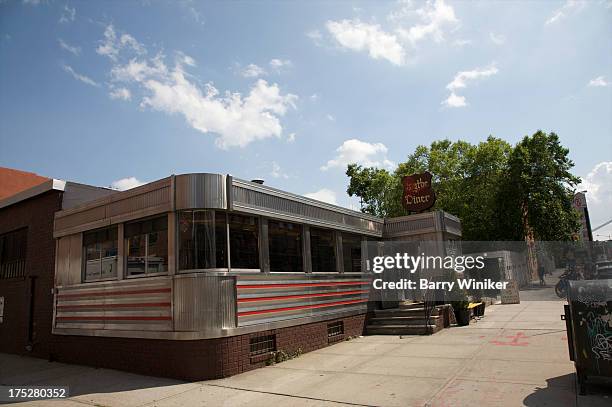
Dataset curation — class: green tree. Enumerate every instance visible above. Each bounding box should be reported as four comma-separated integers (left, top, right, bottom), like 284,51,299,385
346,165,401,217
497,131,581,241
345,132,580,241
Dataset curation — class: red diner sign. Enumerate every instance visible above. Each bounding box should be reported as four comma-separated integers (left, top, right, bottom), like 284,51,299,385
402,172,436,212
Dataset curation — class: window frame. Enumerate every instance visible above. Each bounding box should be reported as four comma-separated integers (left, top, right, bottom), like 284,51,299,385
0,227,28,280
341,232,364,274
82,226,119,283
227,212,260,272
176,209,229,273
267,219,304,273
309,226,338,273
125,215,169,278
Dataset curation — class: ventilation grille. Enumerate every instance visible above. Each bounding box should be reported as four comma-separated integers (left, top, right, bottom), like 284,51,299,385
249,334,276,357
327,321,344,342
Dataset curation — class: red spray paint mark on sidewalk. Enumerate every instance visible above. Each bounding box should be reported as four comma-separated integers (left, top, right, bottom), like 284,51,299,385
490,331,529,346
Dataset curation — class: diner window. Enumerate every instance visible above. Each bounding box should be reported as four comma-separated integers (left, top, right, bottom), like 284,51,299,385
268,221,303,272
0,228,27,279
83,227,118,281
310,228,336,272
126,216,168,276
228,214,259,269
342,233,362,273
178,210,227,270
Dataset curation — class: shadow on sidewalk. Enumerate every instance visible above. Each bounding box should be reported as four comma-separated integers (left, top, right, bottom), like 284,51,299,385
523,373,612,407
0,353,191,404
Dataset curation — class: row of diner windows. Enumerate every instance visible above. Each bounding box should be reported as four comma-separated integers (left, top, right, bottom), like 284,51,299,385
83,210,366,282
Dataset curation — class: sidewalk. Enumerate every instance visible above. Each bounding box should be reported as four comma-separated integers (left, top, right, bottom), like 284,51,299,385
1,292,610,406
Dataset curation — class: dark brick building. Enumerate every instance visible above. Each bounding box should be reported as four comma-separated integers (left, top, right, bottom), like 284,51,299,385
0,178,114,358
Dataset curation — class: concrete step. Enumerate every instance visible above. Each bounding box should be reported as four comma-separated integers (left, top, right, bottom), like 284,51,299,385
368,315,440,326
399,301,426,310
374,307,439,317
366,324,439,335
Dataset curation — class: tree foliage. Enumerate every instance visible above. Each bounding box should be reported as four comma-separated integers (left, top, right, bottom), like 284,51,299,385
345,131,581,241
496,131,581,241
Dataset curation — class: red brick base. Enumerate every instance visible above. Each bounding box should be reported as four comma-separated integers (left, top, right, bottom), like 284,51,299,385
50,314,366,381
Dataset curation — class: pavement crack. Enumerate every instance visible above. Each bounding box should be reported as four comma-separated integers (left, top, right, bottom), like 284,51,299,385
201,383,376,407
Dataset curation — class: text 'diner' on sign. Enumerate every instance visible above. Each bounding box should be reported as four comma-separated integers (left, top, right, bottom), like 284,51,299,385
402,171,436,212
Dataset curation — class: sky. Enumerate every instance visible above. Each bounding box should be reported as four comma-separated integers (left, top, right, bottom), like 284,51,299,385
0,0,611,239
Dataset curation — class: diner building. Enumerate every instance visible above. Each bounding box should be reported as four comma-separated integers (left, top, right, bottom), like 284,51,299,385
1,171,461,380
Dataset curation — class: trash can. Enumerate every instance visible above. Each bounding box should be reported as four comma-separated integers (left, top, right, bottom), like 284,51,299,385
562,280,612,395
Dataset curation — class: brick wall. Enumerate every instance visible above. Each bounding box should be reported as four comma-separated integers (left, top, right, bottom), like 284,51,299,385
50,313,367,381
0,190,62,358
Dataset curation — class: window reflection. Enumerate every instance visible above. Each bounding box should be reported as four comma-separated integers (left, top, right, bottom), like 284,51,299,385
228,214,259,269
310,228,336,272
342,233,362,273
178,210,227,270
268,221,303,272
125,216,168,276
83,227,118,281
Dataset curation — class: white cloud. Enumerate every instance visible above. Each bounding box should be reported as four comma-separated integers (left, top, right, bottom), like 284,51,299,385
446,64,498,91
306,29,323,45
62,64,99,87
310,93,319,102
305,188,338,205
269,58,292,72
326,19,405,66
59,5,75,23
109,87,131,101
442,64,498,107
322,0,458,66
396,0,458,45
579,162,612,240
96,24,145,61
270,161,289,179
58,38,80,55
321,139,394,171
111,177,145,191
489,32,505,45
453,39,472,47
545,0,586,25
241,63,266,78
588,76,610,87
287,133,296,143
99,26,297,149
442,92,466,108
326,114,335,121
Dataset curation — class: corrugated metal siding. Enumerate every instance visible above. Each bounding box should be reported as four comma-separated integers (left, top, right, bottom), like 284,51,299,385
235,274,369,327
54,277,172,331
232,181,383,236
174,173,227,210
54,204,108,233
173,274,236,331
384,215,436,237
54,178,172,237
55,234,82,286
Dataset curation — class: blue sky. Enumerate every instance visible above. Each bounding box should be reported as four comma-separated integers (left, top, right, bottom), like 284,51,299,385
0,0,611,238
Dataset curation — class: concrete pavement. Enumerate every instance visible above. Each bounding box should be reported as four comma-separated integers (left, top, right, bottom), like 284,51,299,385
2,284,611,406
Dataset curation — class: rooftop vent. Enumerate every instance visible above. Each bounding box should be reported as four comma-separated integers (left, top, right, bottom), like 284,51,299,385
251,179,265,185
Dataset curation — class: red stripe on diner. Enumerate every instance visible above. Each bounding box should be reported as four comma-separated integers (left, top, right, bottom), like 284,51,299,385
237,298,367,317
56,316,171,321
238,281,369,290
57,288,171,299
237,290,369,303
57,302,171,310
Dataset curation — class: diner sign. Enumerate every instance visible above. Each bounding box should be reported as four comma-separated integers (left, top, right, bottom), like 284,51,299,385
402,171,436,212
